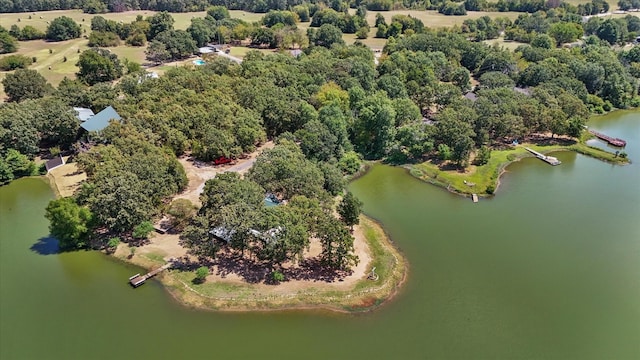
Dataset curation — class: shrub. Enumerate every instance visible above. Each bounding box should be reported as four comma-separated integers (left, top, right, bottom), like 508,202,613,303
132,221,154,239
485,184,495,194
474,146,491,166
126,32,146,46
88,31,120,47
107,237,120,250
0,54,33,71
356,26,369,39
194,266,209,283
271,270,285,283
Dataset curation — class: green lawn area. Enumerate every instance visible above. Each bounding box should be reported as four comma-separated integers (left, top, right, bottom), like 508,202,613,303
363,10,523,29
0,37,147,101
411,141,628,196
483,37,527,51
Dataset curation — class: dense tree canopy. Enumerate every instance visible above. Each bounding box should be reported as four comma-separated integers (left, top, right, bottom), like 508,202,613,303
45,16,81,41
2,69,49,102
76,48,124,85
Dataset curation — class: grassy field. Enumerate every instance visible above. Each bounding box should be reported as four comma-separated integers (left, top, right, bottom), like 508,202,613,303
483,37,527,51
363,10,523,28
0,37,147,99
0,9,265,32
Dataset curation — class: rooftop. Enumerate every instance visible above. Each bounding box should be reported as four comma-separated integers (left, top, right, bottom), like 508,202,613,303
80,106,121,132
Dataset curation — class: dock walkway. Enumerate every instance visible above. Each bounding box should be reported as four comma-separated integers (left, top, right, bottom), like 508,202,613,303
524,147,561,166
129,263,171,287
588,129,626,147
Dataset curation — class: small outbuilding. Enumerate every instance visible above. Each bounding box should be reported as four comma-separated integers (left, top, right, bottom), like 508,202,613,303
45,156,65,172
74,107,95,122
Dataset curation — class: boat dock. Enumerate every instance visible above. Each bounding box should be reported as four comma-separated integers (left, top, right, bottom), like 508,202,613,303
472,194,478,203
588,129,626,147
129,263,171,287
524,147,561,166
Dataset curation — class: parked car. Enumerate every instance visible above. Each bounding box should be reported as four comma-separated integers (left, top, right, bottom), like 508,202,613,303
214,156,234,165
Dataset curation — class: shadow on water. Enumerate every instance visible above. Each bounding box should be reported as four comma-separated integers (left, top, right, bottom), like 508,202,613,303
30,236,60,255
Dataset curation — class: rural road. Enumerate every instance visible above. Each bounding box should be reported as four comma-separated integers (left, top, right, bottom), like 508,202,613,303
217,51,243,64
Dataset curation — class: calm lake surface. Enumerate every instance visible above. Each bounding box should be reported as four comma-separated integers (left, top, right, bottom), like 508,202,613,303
1,113,638,360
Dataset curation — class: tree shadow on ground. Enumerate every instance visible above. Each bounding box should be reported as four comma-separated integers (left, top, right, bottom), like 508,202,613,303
213,249,271,284
30,236,60,255
209,249,352,285
285,258,352,283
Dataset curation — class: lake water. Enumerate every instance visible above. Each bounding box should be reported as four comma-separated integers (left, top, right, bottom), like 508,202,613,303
1,113,638,359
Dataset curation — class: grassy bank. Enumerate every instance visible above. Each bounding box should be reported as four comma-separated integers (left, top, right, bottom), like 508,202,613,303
118,216,407,313
410,141,630,197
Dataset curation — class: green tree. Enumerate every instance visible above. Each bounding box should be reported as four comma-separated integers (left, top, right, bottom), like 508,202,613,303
248,141,325,200
338,151,363,174
167,199,197,230
312,24,344,48
352,92,397,159
132,221,154,239
107,237,120,250
194,266,209,283
2,69,49,102
597,19,622,45
187,18,213,47
3,149,35,177
356,26,369,39
145,40,171,64
200,172,265,214
0,54,33,71
0,32,18,54
338,192,363,230
46,16,81,41
318,215,358,270
45,198,93,250
76,48,124,85
154,30,197,60
147,11,174,41
207,6,230,21
548,22,583,46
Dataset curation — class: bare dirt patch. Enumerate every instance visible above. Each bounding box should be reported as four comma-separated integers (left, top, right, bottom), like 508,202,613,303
47,158,86,197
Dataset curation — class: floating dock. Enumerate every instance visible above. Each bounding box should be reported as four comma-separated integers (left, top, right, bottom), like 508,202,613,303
524,147,561,166
129,263,171,287
588,129,626,147
472,194,478,203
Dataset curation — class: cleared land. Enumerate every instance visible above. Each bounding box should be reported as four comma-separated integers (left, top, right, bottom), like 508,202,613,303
116,215,406,312
46,159,87,197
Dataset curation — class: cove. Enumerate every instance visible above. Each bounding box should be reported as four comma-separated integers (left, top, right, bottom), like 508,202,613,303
1,114,639,359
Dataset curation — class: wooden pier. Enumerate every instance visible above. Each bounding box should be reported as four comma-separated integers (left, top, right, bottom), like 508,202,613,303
525,147,561,166
472,194,478,203
588,129,626,147
129,263,171,287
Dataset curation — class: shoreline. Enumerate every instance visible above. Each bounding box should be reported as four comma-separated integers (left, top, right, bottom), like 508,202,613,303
407,140,630,198
114,215,408,313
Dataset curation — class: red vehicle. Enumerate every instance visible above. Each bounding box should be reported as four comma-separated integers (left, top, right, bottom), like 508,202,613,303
214,156,234,165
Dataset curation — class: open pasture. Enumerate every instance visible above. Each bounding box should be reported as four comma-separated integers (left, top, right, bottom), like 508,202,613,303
0,9,264,32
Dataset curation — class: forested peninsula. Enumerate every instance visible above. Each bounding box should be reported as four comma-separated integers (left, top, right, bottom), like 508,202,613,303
0,1,635,310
